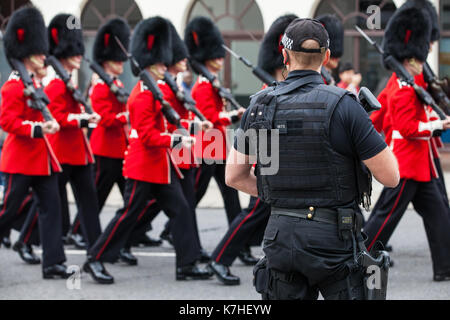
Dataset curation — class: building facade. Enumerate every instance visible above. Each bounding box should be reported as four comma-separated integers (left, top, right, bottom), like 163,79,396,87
0,0,448,104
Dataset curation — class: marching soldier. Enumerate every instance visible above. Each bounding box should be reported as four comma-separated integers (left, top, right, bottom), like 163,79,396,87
84,17,212,284
45,14,102,250
184,16,245,226
0,7,70,279
316,14,344,85
228,18,398,299
363,4,450,282
208,14,298,286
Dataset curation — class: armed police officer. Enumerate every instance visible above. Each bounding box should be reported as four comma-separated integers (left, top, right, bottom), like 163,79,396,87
226,18,399,300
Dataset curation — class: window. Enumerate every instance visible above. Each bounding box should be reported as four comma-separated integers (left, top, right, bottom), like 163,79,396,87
187,0,264,106
79,0,142,93
315,0,397,93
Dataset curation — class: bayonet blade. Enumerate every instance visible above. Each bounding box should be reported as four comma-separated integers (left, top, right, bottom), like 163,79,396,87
355,26,375,46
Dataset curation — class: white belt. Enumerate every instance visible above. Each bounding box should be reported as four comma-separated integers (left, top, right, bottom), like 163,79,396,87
392,130,430,141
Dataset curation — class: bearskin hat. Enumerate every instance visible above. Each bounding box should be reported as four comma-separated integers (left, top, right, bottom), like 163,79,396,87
257,14,298,75
130,16,172,75
401,0,440,42
93,18,130,64
382,5,431,64
167,20,188,66
48,14,85,59
184,16,225,63
316,14,343,58
3,7,48,68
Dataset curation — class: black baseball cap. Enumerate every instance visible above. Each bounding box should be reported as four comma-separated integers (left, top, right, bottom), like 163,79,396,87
281,18,330,53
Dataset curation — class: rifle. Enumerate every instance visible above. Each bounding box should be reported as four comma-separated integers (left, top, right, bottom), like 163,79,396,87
355,26,446,120
9,58,54,121
188,58,244,111
163,71,206,121
358,87,381,114
422,62,450,114
222,44,276,86
114,36,189,136
84,57,130,105
45,55,94,114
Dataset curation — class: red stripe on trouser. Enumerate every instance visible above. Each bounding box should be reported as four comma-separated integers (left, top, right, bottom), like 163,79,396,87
72,220,81,233
24,212,38,244
194,167,201,191
215,198,261,262
367,180,407,251
95,159,101,186
17,194,32,215
96,181,137,260
0,175,13,218
137,199,156,222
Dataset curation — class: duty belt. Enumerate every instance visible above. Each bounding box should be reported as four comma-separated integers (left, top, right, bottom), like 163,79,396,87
271,207,338,225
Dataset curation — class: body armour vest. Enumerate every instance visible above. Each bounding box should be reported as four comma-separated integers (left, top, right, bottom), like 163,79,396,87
245,76,361,209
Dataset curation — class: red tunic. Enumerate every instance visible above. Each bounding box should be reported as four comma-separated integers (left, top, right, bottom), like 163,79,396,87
45,78,94,166
0,73,61,175
123,81,182,184
191,76,232,161
89,79,128,159
389,73,438,182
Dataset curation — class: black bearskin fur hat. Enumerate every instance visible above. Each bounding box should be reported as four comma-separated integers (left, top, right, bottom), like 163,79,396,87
184,16,225,63
167,20,188,66
402,0,440,42
3,7,48,68
130,16,172,74
316,14,343,58
257,14,298,75
48,13,85,59
93,18,130,64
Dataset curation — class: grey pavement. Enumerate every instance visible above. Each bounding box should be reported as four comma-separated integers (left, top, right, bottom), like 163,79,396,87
0,198,450,299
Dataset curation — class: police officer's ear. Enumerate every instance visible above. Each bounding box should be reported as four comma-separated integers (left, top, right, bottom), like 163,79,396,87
322,49,331,68
282,48,289,65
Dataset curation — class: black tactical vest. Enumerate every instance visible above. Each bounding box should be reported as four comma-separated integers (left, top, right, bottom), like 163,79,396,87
245,75,362,209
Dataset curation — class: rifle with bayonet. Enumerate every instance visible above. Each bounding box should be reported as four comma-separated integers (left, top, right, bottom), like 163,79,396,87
45,55,94,114
222,44,276,86
188,58,244,111
163,71,206,121
9,58,54,121
114,36,189,136
355,26,447,120
422,62,450,115
84,57,129,105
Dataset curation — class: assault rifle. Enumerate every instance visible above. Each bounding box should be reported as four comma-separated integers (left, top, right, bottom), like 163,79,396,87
45,55,94,114
423,62,450,115
163,71,206,121
355,26,446,120
9,58,54,121
188,58,244,110
84,57,129,105
115,36,189,136
222,44,276,86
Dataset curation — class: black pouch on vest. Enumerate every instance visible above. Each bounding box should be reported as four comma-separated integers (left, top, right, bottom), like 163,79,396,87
337,208,354,241
253,256,271,295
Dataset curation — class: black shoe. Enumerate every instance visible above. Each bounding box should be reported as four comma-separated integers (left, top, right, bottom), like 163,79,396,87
83,260,114,284
160,230,174,246
133,234,162,247
13,241,41,265
43,264,73,279
67,233,87,250
1,236,11,248
385,244,393,252
238,248,259,266
176,263,213,281
208,261,240,285
118,248,138,266
198,249,211,263
433,272,450,282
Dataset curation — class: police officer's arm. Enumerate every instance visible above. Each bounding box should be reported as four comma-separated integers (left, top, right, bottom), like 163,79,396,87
331,95,399,188
226,147,258,197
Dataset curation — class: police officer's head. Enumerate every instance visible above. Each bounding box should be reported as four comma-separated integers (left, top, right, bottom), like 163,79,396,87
280,18,331,74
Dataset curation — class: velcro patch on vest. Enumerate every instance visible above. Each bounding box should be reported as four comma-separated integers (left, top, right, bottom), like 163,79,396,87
274,120,289,134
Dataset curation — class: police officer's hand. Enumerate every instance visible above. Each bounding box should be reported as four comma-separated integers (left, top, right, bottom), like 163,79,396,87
42,120,60,134
88,112,101,124
201,120,213,131
181,136,196,148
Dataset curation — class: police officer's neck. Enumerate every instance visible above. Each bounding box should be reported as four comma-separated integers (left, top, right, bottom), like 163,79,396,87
287,65,322,75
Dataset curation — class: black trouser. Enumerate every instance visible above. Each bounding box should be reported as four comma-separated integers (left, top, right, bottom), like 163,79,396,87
434,158,448,205
129,168,202,249
211,196,270,266
58,164,101,249
195,163,241,224
364,178,450,275
0,173,65,268
261,214,365,300
17,196,40,246
88,169,201,267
